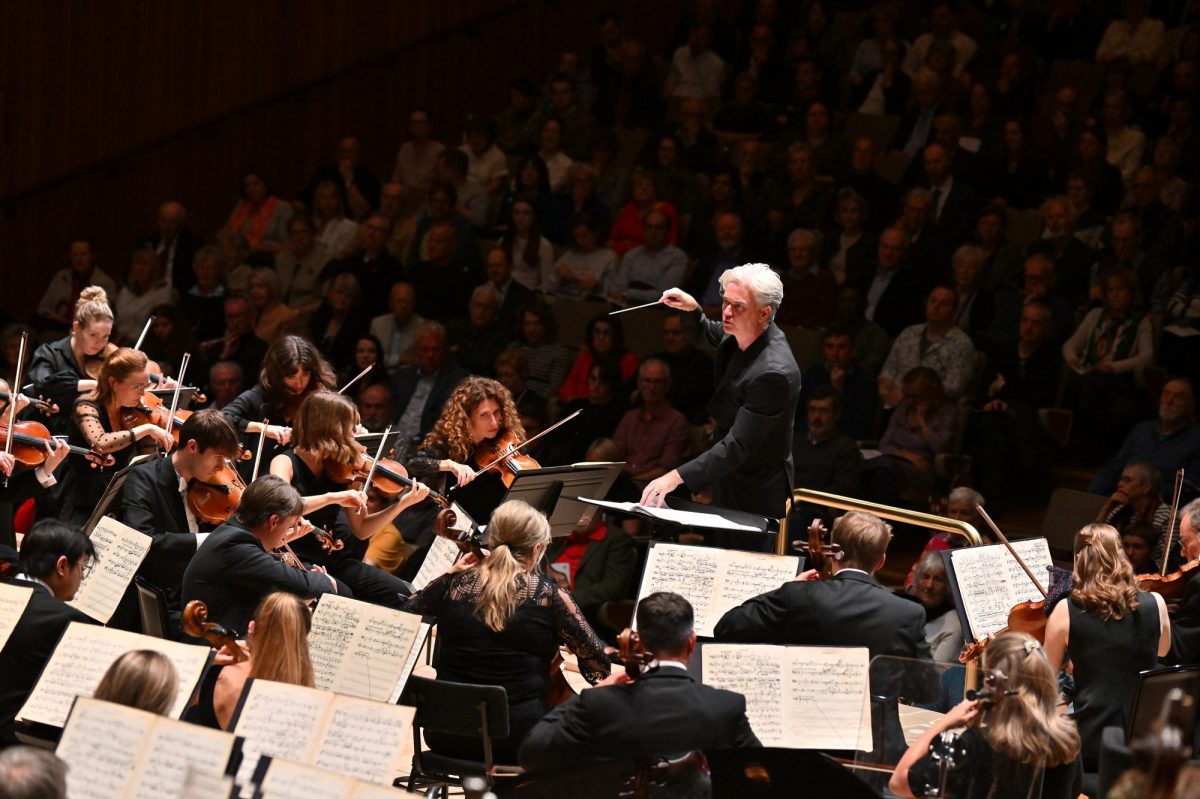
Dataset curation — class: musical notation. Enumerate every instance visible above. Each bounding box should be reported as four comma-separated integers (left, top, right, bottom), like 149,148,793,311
307,594,428,703
69,516,152,623
0,582,33,651
950,538,1054,640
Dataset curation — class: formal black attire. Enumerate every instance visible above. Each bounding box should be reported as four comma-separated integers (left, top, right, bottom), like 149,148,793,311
28,336,89,436
1166,578,1200,665
0,579,97,742
905,727,1082,799
136,230,204,295
1066,592,1161,770
554,397,628,463
120,455,209,604
57,397,150,527
307,304,369,374
675,312,800,520
400,570,610,763
322,250,403,319
180,514,337,635
390,362,471,447
856,266,926,340
792,430,864,498
652,348,715,425
797,363,877,440
518,666,760,772
222,384,297,481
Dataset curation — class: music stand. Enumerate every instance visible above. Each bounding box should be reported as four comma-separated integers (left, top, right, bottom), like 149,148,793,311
83,453,160,536
502,463,622,537
354,430,404,459
148,387,200,408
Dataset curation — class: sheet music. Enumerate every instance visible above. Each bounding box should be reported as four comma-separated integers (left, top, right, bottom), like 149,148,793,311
950,538,1054,639
390,622,432,704
412,531,463,590
232,680,330,793
256,760,355,799
308,594,426,702
0,582,33,651
179,768,236,799
128,714,237,799
637,544,799,637
56,697,152,799
703,644,873,751
69,516,152,623
583,498,760,532
17,622,211,728
311,698,414,785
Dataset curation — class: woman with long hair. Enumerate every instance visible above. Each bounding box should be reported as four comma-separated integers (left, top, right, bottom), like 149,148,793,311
557,313,638,404
248,267,298,345
515,302,570,399
29,287,114,434
499,198,555,292
890,632,1082,798
270,391,429,606
1044,524,1170,772
93,650,179,716
307,272,368,374
401,500,609,761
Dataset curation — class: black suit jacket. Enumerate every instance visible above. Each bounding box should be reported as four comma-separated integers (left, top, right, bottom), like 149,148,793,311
121,455,202,590
677,311,800,519
136,230,204,295
390,363,471,441
0,580,96,734
181,516,336,634
713,570,931,663
855,266,925,339
1167,578,1200,665
518,667,760,772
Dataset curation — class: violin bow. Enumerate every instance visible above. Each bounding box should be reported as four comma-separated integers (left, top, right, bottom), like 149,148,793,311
3,332,28,487
337,365,373,395
357,425,391,514
1160,468,1186,578
133,315,154,352
467,408,582,480
164,353,190,440
251,418,269,482
976,504,1048,599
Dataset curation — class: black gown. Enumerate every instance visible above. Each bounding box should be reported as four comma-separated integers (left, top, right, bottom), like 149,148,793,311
28,336,90,436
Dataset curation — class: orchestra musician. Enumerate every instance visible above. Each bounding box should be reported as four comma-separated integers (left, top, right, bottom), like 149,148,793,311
639,264,801,522
518,592,760,772
889,632,1083,799
0,520,97,744
1043,524,1171,773
92,650,178,716
28,287,111,435
400,500,610,763
1165,497,1200,663
0,379,70,510
57,347,175,527
269,391,429,607
180,475,338,634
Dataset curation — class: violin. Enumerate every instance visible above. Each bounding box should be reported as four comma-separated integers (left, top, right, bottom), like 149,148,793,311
119,389,193,446
187,459,248,525
473,431,539,488
792,519,843,579
0,420,110,469
327,447,452,509
0,390,58,416
181,599,248,662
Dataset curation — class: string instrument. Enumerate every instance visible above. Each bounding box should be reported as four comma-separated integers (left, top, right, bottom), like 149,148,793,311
1137,469,1195,603
613,627,653,681
181,600,248,662
187,459,248,525
925,730,967,799
465,409,582,489
0,391,58,416
965,668,1016,710
119,389,192,445
4,331,28,487
792,519,843,579
0,420,110,469
327,449,452,508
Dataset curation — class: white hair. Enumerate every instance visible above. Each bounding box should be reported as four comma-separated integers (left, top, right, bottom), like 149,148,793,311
718,263,784,323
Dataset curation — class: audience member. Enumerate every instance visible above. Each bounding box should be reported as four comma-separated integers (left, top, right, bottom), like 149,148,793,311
537,117,573,194
206,360,244,411
356,383,393,434
612,358,688,482
606,208,686,307
408,221,483,322
833,285,891,377
542,512,637,630
688,211,753,318
392,109,446,195
370,282,425,372
516,302,570,399
390,321,470,451
114,246,174,344
199,295,267,388
857,227,924,339
879,286,976,406
776,228,836,328
985,254,1076,348
305,136,381,221
136,200,203,295
310,179,360,257
248,267,297,344
436,147,489,230
547,213,617,299
799,326,876,440
609,170,679,256
37,238,118,328
865,367,957,507
1090,379,1200,499
275,215,331,315
459,117,509,196
223,171,293,256
446,284,508,377
179,246,229,345
483,246,535,332
559,314,638,405
1026,196,1098,307
791,387,864,502
1096,461,1176,567
651,311,713,425
326,212,404,319
903,551,962,664
499,200,555,292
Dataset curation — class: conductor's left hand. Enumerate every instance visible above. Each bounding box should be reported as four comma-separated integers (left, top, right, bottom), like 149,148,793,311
640,470,683,507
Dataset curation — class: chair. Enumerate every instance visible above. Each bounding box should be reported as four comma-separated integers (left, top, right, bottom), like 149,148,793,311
400,676,517,797
1040,488,1107,561
1127,665,1200,741
133,577,168,638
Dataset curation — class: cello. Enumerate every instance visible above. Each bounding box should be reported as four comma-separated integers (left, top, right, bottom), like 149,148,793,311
792,518,844,579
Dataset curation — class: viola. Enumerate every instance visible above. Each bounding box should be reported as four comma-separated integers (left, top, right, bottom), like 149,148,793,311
0,420,109,469
1138,560,1200,605
792,518,843,579
326,449,452,509
187,459,248,525
0,391,58,416
473,431,540,488
119,390,193,445
181,600,248,662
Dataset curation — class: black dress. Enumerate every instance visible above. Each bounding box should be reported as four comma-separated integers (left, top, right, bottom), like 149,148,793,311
408,439,508,529
58,398,152,527
222,385,297,482
401,570,610,763
1066,591,1161,770
28,336,90,436
907,727,1082,799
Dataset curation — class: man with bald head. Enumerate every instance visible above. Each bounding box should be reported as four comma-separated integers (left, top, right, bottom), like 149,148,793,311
305,135,382,221
137,200,203,294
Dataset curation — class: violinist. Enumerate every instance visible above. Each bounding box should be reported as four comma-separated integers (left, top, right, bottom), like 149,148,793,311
1043,524,1171,773
28,286,112,435
399,500,610,763
120,410,244,619
0,379,70,511
56,347,175,527
269,391,429,607
889,632,1082,799
181,475,337,635
1165,498,1200,664
712,511,931,662
518,592,760,773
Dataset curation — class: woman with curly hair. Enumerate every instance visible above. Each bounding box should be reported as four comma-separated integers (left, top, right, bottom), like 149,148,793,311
1044,523,1170,772
406,375,525,524
890,632,1082,798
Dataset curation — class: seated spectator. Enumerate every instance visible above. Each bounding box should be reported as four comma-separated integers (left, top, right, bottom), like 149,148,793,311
595,40,663,131
494,156,554,241
1121,167,1184,304
879,286,976,406
776,228,836,329
516,302,571,399
904,2,975,78
1102,90,1147,185
950,245,993,341
392,108,445,196
903,551,963,664
446,285,509,377
1095,0,1166,67
840,136,899,233
248,267,297,345
223,171,293,256
37,238,118,329
984,254,1076,348
142,303,197,378
310,179,359,257
651,311,713,424
275,216,331,315
308,273,368,375
482,247,535,334
558,361,627,462
494,77,544,155
1095,212,1153,304
763,144,831,267
1162,270,1200,384
915,144,980,270
853,35,911,116
559,314,638,404
346,334,389,397
137,200,203,295
609,170,679,256
93,650,178,716
115,246,174,345
988,118,1048,210
713,72,778,136
369,282,425,371
833,285,891,377
663,97,721,176
546,163,613,246
390,321,469,450
326,212,404,319
180,246,229,345
863,367,957,506
205,361,244,411
537,117,573,194
547,213,617,300
856,227,925,339
547,73,599,161
543,509,636,630
459,116,508,196
356,382,393,434
408,221,482,323
305,136,380,221
1120,521,1159,575
495,344,546,418
688,211,754,318
406,183,479,271
798,327,876,440
666,20,725,102
906,487,989,590
646,134,698,222
606,207,686,307
198,294,267,384
1026,196,1098,307
1064,172,1109,250
436,147,490,230
823,188,876,288
0,748,67,799
612,358,688,482
895,188,945,286
1072,126,1126,217
1096,461,1175,568
792,387,864,502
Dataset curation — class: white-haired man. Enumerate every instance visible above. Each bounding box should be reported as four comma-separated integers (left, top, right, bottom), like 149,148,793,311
640,264,801,521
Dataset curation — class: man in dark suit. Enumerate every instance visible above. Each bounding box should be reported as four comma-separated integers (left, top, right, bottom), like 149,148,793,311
137,200,204,295
640,264,801,522
1166,499,1200,664
121,411,243,617
518,592,759,771
713,511,931,663
856,227,925,339
918,143,979,270
181,476,338,635
391,321,470,454
0,520,97,742
484,246,535,333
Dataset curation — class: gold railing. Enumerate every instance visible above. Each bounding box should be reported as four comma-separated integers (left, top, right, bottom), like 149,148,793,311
776,488,984,554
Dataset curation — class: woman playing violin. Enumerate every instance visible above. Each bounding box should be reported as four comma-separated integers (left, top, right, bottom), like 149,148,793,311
269,391,429,608
28,287,112,434
57,347,175,526
0,379,71,516
408,375,527,525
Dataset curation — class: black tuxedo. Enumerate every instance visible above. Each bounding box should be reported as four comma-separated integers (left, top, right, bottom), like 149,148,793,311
390,363,471,442
676,311,800,520
0,579,96,738
518,667,760,772
713,570,931,663
136,230,204,295
121,455,203,591
181,516,336,635
926,180,979,260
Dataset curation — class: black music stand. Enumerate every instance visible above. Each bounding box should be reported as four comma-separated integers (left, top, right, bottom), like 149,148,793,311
354,430,404,459
82,453,160,536
148,387,200,408
502,463,622,537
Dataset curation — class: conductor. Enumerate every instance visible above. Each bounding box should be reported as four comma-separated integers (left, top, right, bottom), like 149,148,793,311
640,264,800,520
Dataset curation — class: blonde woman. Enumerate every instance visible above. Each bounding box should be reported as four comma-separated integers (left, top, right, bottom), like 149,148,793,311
890,632,1082,798
401,500,610,762
1044,523,1170,772
210,593,315,730
29,287,114,427
93,650,178,716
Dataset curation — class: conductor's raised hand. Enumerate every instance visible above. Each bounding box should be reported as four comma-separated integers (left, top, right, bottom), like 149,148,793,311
659,288,698,312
